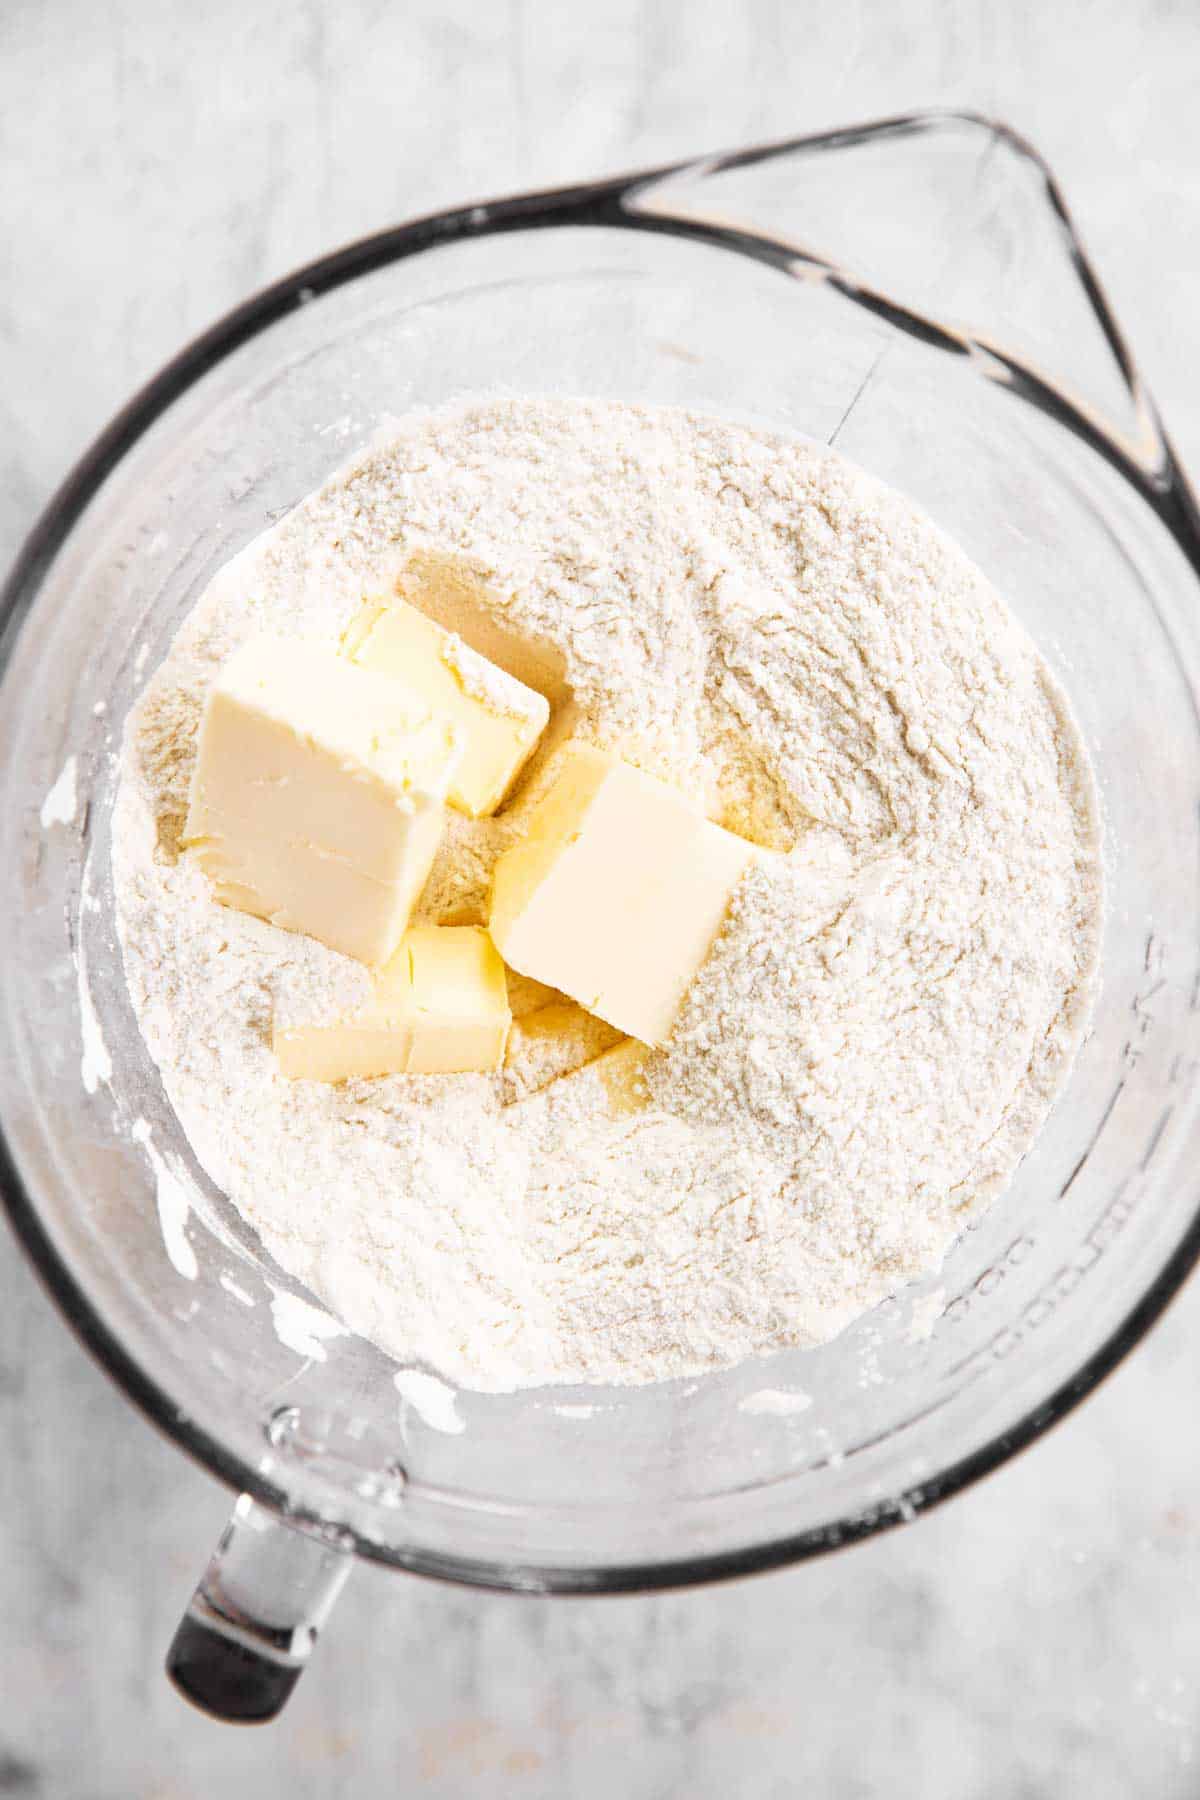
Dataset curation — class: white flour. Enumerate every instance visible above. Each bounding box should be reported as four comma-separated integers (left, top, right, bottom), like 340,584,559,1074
111,396,1101,1391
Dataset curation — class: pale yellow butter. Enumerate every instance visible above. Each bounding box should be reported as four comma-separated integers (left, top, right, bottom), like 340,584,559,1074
489,746,758,1047
581,1039,651,1116
391,550,571,706
275,926,511,1082
345,596,550,818
404,924,512,1073
183,634,458,966
502,999,625,1102
274,973,415,1083
507,1038,651,1117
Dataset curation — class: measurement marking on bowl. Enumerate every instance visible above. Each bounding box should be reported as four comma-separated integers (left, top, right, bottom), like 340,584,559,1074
1058,1077,1126,1200
947,1234,1036,1313
944,1173,1148,1387
943,1235,1038,1326
1140,1104,1174,1172
1123,966,1166,1073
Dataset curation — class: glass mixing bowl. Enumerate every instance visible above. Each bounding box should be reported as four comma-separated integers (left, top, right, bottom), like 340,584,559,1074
3,112,1200,1722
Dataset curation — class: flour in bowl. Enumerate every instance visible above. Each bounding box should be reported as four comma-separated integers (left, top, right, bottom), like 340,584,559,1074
112,396,1102,1390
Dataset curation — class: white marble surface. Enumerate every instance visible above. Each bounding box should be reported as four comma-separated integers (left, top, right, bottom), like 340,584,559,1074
4,1,1200,1792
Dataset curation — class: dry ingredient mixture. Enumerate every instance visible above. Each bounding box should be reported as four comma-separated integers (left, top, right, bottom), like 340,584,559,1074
112,396,1102,1390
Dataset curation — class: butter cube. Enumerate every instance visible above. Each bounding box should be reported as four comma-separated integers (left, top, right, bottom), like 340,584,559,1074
490,747,757,1047
576,1039,651,1116
274,965,414,1084
509,1038,651,1118
275,926,511,1082
501,999,624,1103
404,924,512,1073
393,550,571,706
345,596,550,817
184,634,458,966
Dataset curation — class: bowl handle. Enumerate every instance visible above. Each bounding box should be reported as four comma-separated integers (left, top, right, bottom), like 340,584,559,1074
166,1493,353,1723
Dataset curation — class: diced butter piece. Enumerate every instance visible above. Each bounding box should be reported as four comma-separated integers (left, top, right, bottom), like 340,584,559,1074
510,1038,651,1118
505,969,565,1019
345,595,550,817
404,924,511,1073
275,926,511,1082
587,1040,652,1116
184,634,458,966
501,999,625,1103
490,746,757,1047
275,966,414,1083
393,550,571,706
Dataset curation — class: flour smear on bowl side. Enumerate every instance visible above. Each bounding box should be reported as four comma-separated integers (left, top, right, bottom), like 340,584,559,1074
111,396,1102,1391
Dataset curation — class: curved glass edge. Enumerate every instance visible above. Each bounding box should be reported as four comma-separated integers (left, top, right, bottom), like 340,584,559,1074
2,110,1200,1592
622,111,1200,562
